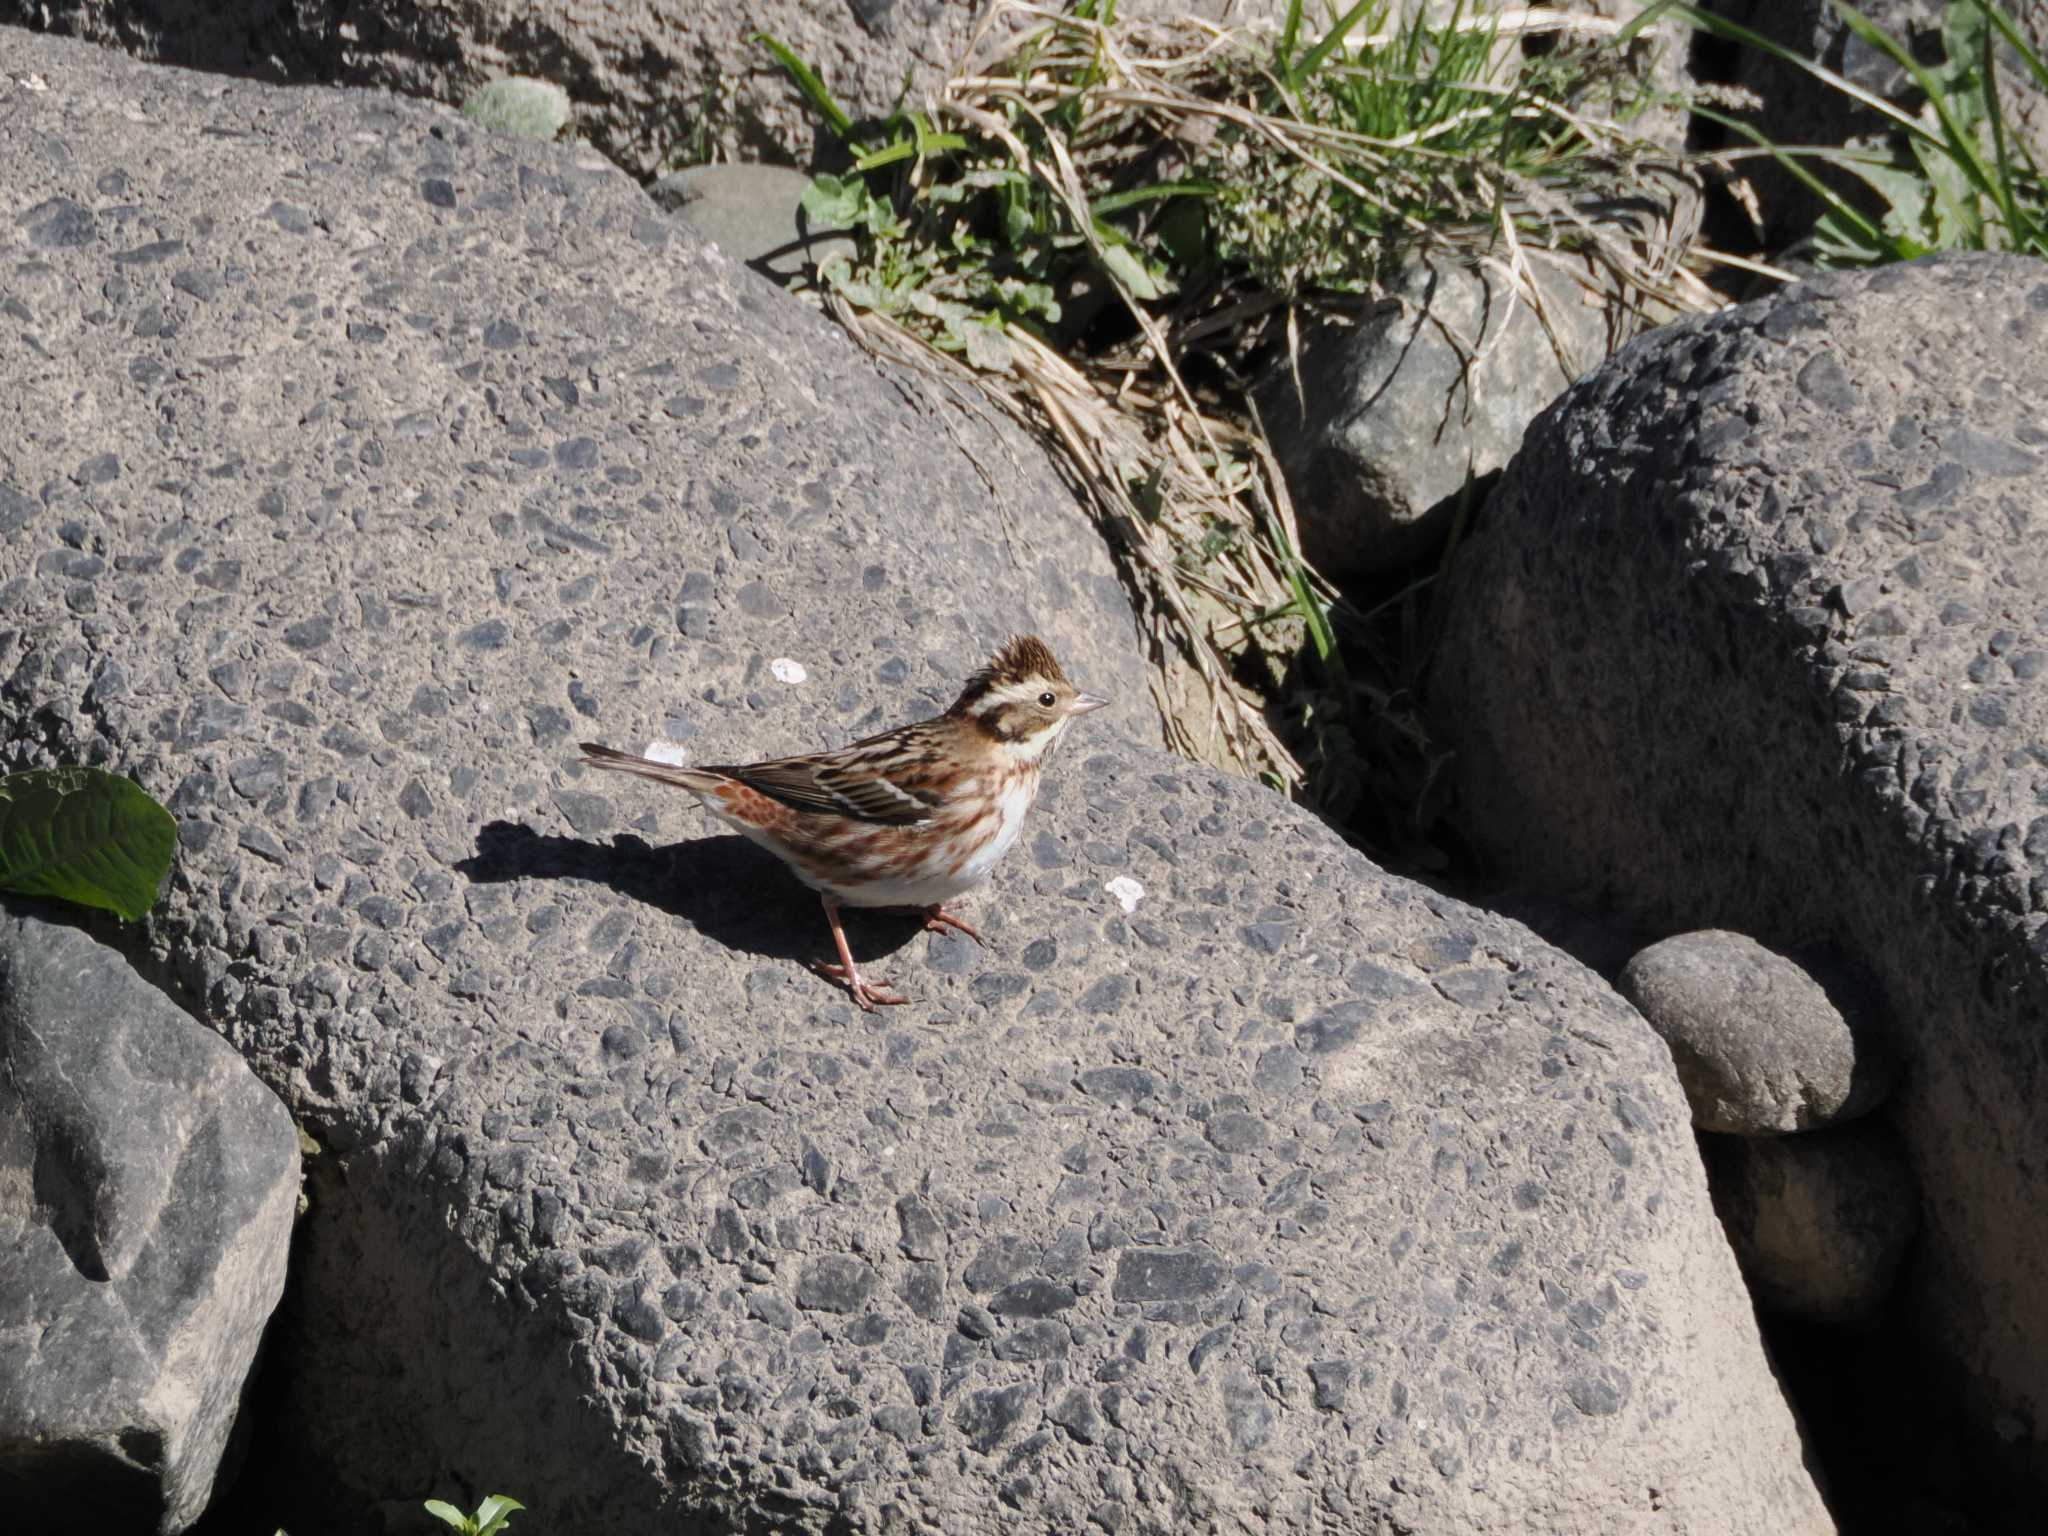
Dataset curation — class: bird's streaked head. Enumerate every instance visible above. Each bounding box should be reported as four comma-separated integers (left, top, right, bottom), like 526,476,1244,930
949,634,1107,760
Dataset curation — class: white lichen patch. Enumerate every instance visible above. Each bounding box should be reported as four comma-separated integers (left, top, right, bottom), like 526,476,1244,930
642,740,692,767
1104,876,1145,914
770,657,808,684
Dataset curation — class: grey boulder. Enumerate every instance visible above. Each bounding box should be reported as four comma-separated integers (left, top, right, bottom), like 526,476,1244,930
1617,930,1895,1134
1704,1121,1919,1326
0,29,1831,1536
0,907,300,1534
1260,239,1683,576
1431,250,2048,1495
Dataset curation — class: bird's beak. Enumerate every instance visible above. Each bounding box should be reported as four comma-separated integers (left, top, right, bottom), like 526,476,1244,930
1070,692,1109,716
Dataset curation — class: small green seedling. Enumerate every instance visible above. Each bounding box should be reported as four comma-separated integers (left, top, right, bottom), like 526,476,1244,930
424,1494,524,1536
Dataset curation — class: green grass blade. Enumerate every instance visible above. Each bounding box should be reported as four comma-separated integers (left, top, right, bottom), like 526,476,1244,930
1983,0,2048,95
1294,0,1386,84
1277,0,1306,83
0,767,176,921
855,133,970,172
1970,7,2026,245
1089,180,1220,217
754,33,859,146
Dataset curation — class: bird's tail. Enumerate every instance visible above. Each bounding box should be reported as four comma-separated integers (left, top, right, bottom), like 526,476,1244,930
578,741,724,796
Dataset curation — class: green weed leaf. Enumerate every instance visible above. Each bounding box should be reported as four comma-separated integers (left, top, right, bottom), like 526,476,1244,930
1098,241,1165,300
422,1502,470,1534
473,1495,524,1536
0,768,175,921
801,172,868,228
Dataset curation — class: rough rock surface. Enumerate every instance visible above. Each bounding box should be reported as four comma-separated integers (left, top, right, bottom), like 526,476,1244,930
0,29,1830,1536
1703,1121,1918,1326
1617,930,1894,1135
0,906,299,1534
1431,251,2048,1494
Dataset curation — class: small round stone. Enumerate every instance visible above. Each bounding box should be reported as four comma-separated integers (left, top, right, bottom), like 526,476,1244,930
1618,931,1895,1134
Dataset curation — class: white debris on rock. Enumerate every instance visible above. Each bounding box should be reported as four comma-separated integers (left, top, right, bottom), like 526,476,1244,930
1104,876,1144,914
770,657,808,684
642,740,692,767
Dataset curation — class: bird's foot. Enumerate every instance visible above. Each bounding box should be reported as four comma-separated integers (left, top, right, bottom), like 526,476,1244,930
812,960,910,1012
923,905,989,948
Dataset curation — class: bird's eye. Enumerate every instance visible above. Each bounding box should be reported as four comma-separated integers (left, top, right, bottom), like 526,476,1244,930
1038,691,1057,708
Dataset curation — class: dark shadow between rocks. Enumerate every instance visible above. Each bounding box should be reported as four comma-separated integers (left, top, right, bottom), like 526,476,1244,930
457,820,928,972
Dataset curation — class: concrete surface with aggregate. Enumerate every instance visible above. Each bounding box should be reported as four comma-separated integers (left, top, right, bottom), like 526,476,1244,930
0,28,1828,1535
1434,250,2048,1499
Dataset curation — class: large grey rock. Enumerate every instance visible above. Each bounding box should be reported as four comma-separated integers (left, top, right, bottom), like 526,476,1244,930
1618,930,1896,1134
1704,1120,1919,1326
1431,251,2048,1495
0,2,1696,181
0,906,300,1533
0,29,1835,1535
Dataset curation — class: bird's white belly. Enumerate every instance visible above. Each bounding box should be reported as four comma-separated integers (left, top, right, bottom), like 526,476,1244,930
824,775,1036,909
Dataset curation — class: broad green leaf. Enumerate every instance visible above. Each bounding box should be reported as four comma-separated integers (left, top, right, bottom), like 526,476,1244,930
0,768,175,921
800,173,867,229
421,1502,470,1534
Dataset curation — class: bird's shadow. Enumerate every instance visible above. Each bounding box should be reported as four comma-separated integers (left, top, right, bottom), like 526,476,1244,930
457,821,928,968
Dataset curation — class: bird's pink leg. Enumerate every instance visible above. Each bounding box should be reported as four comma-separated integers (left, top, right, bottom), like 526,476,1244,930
811,893,909,1011
923,905,988,947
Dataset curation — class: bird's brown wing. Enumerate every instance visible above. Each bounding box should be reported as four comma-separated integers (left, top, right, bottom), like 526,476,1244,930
711,720,954,824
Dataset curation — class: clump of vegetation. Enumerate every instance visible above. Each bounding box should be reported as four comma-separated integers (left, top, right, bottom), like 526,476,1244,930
1665,0,2048,264
763,0,1708,853
0,765,175,919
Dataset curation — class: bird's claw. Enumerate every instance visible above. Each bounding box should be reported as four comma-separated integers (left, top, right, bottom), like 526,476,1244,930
812,960,910,1012
923,905,990,948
